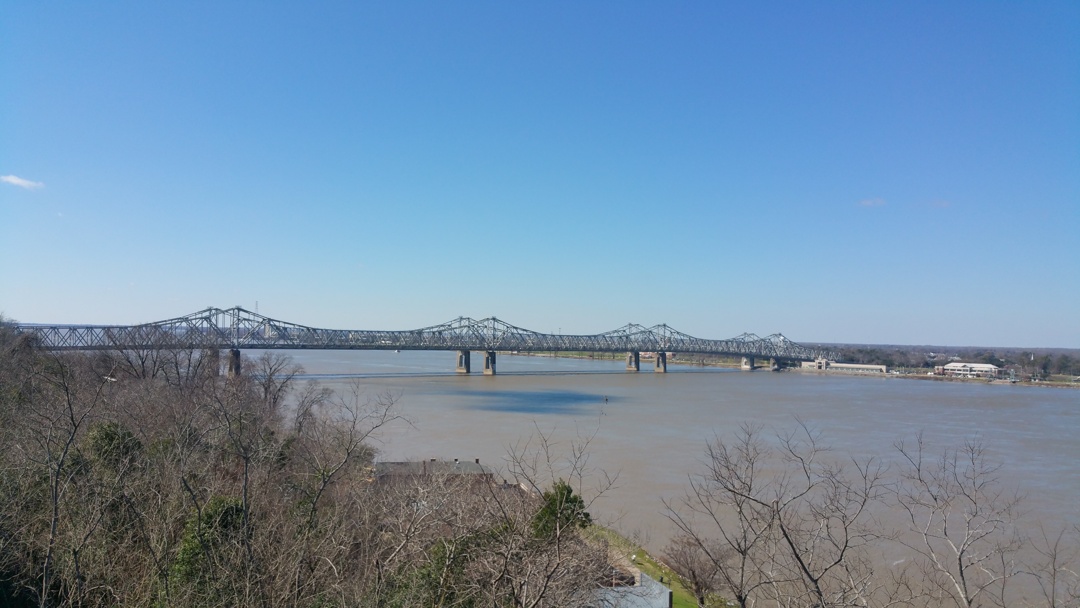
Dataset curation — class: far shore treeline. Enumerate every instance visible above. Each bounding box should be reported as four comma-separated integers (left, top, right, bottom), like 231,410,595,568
830,344,1080,378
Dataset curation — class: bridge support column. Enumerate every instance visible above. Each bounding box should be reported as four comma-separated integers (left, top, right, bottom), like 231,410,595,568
205,349,221,376
654,351,667,373
626,351,640,372
741,356,755,371
227,348,242,377
456,350,472,374
483,351,497,376
769,358,779,371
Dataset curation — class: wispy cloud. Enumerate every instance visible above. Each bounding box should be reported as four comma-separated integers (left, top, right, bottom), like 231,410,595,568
1,175,44,190
857,198,886,208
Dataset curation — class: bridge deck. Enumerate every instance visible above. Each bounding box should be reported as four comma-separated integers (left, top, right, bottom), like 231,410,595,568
11,307,838,361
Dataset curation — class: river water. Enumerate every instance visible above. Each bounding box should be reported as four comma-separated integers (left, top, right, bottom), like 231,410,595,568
276,350,1079,551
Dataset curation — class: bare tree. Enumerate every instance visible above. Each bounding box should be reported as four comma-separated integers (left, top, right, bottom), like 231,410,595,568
291,380,332,436
286,381,400,528
665,423,776,608
156,347,219,390
249,351,303,419
1024,525,1080,607
663,534,722,607
478,425,618,607
667,422,889,608
891,434,1026,607
0,348,125,607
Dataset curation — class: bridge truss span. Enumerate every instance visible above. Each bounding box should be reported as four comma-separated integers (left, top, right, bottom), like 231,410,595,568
11,307,839,362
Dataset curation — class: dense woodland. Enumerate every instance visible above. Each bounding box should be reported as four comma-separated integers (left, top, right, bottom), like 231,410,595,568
0,323,614,607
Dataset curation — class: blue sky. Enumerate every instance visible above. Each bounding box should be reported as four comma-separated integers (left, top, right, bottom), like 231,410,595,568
2,2,1077,347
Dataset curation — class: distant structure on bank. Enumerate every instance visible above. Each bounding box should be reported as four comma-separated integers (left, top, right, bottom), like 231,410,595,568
802,358,887,374
595,571,673,608
375,458,495,482
934,362,1002,378
800,359,1008,380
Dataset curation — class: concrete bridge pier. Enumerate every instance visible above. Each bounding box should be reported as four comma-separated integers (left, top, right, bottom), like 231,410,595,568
626,351,640,372
204,349,221,376
769,358,779,371
456,350,471,374
654,351,667,373
741,356,755,370
227,348,242,377
483,351,497,375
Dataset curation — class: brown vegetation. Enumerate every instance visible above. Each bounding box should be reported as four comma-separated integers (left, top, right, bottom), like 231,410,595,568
0,324,620,607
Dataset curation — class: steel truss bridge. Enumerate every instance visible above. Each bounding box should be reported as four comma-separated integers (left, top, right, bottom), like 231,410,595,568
12,307,838,374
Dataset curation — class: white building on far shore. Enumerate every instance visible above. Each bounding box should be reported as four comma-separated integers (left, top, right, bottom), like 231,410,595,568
935,362,1001,378
801,359,887,374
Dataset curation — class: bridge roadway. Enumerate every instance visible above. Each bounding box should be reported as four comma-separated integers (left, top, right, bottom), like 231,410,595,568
11,307,839,375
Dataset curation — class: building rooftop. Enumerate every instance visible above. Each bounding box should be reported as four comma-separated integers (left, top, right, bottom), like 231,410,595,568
375,458,493,478
943,362,999,370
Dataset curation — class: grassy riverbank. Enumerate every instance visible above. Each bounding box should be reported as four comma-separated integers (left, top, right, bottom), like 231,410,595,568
589,526,704,608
